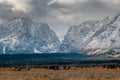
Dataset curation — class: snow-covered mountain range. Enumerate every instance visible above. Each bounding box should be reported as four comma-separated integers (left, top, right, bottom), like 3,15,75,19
0,17,60,54
60,13,120,55
0,13,120,55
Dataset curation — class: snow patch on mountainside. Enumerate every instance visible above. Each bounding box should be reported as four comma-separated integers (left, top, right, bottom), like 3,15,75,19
0,17,60,54
60,13,120,55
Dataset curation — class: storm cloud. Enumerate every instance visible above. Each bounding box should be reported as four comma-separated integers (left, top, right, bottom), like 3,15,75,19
0,0,120,41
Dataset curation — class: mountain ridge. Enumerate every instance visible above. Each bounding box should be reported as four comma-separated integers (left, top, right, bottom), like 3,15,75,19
0,17,60,54
0,13,120,55
60,13,120,55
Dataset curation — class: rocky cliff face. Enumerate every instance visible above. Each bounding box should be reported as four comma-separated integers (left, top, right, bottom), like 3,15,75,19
0,17,60,54
60,13,120,55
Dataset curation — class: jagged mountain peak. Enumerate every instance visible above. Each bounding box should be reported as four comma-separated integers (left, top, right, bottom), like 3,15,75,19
0,17,60,54
109,13,120,24
35,22,50,30
60,13,120,55
67,20,100,33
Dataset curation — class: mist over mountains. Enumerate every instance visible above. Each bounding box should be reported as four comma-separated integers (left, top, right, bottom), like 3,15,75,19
0,13,120,55
0,17,60,54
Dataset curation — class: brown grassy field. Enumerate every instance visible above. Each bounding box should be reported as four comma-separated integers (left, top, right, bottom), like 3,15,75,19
0,67,120,80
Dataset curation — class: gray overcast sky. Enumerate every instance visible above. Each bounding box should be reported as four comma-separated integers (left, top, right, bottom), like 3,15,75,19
0,0,120,41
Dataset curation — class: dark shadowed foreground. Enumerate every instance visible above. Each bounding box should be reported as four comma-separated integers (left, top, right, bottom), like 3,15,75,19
0,68,120,80
0,54,120,80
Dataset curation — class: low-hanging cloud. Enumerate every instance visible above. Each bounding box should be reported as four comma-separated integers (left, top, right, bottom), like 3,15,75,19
0,0,32,12
0,0,120,40
0,0,120,22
